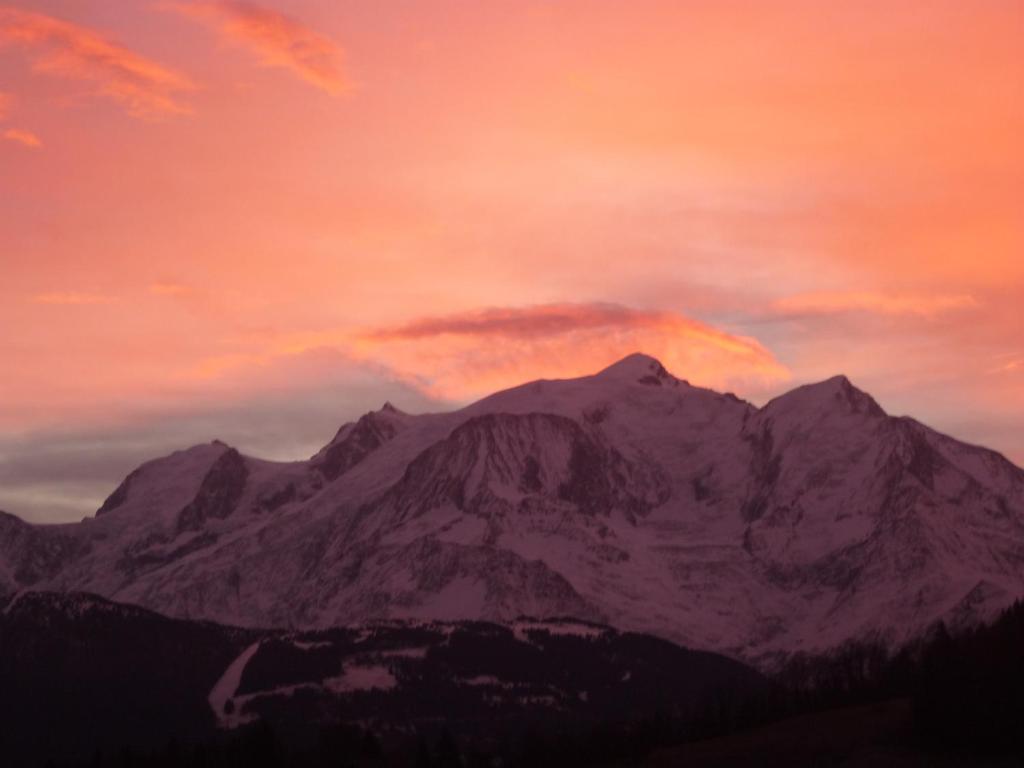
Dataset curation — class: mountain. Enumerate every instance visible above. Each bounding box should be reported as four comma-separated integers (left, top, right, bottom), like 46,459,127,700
0,591,766,765
2,353,1023,666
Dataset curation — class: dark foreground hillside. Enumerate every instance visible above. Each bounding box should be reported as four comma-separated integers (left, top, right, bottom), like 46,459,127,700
642,699,1018,768
2,592,1023,767
0,591,765,767
642,600,1024,768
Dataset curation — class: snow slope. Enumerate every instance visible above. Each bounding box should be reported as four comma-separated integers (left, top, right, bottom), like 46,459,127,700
3,353,1023,666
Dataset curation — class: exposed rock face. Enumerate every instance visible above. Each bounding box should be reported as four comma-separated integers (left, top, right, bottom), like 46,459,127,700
0,511,84,598
313,407,407,482
372,413,669,528
177,448,249,533
2,355,1023,668
96,468,141,516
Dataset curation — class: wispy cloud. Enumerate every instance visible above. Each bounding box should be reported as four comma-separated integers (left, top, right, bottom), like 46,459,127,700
369,303,768,357
367,304,653,341
0,6,194,119
357,303,790,400
174,303,789,406
989,355,1024,376
2,127,41,148
148,281,191,296
31,291,113,305
168,1,349,94
772,291,977,318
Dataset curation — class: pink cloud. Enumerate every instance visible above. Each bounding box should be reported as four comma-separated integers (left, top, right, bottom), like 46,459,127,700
2,127,40,148
173,303,789,407
148,281,192,296
368,303,676,341
772,291,978,318
0,90,10,120
989,355,1024,376
168,1,349,94
0,6,194,119
31,291,113,305
356,303,791,400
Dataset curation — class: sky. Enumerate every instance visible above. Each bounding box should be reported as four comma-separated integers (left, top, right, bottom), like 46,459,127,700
0,0,1021,523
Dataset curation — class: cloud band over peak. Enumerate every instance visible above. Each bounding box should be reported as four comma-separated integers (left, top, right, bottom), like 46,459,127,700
358,302,790,400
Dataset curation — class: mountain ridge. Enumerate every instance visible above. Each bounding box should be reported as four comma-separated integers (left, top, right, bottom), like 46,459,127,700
2,353,1022,668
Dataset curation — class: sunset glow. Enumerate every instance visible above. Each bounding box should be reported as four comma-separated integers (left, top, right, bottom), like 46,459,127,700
1,0,1021,521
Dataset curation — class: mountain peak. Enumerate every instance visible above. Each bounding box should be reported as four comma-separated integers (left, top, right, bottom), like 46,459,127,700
764,374,885,419
95,442,233,518
596,353,674,384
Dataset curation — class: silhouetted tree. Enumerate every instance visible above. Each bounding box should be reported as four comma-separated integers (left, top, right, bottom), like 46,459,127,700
435,728,461,768
415,734,432,768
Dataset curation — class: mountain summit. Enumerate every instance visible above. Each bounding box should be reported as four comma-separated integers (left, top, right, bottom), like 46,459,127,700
2,354,1022,666
595,352,676,382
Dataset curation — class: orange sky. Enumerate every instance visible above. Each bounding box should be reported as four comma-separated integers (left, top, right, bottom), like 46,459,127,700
0,1,1021,521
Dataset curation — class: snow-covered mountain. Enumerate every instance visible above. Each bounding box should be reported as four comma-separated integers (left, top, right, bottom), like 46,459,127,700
3,353,1023,666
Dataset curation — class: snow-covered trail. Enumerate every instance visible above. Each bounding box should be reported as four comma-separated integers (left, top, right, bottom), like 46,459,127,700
208,641,262,728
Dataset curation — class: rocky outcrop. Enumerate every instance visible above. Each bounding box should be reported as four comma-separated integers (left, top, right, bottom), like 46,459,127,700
96,467,141,516
313,406,407,482
0,511,85,593
177,448,249,533
372,413,670,526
